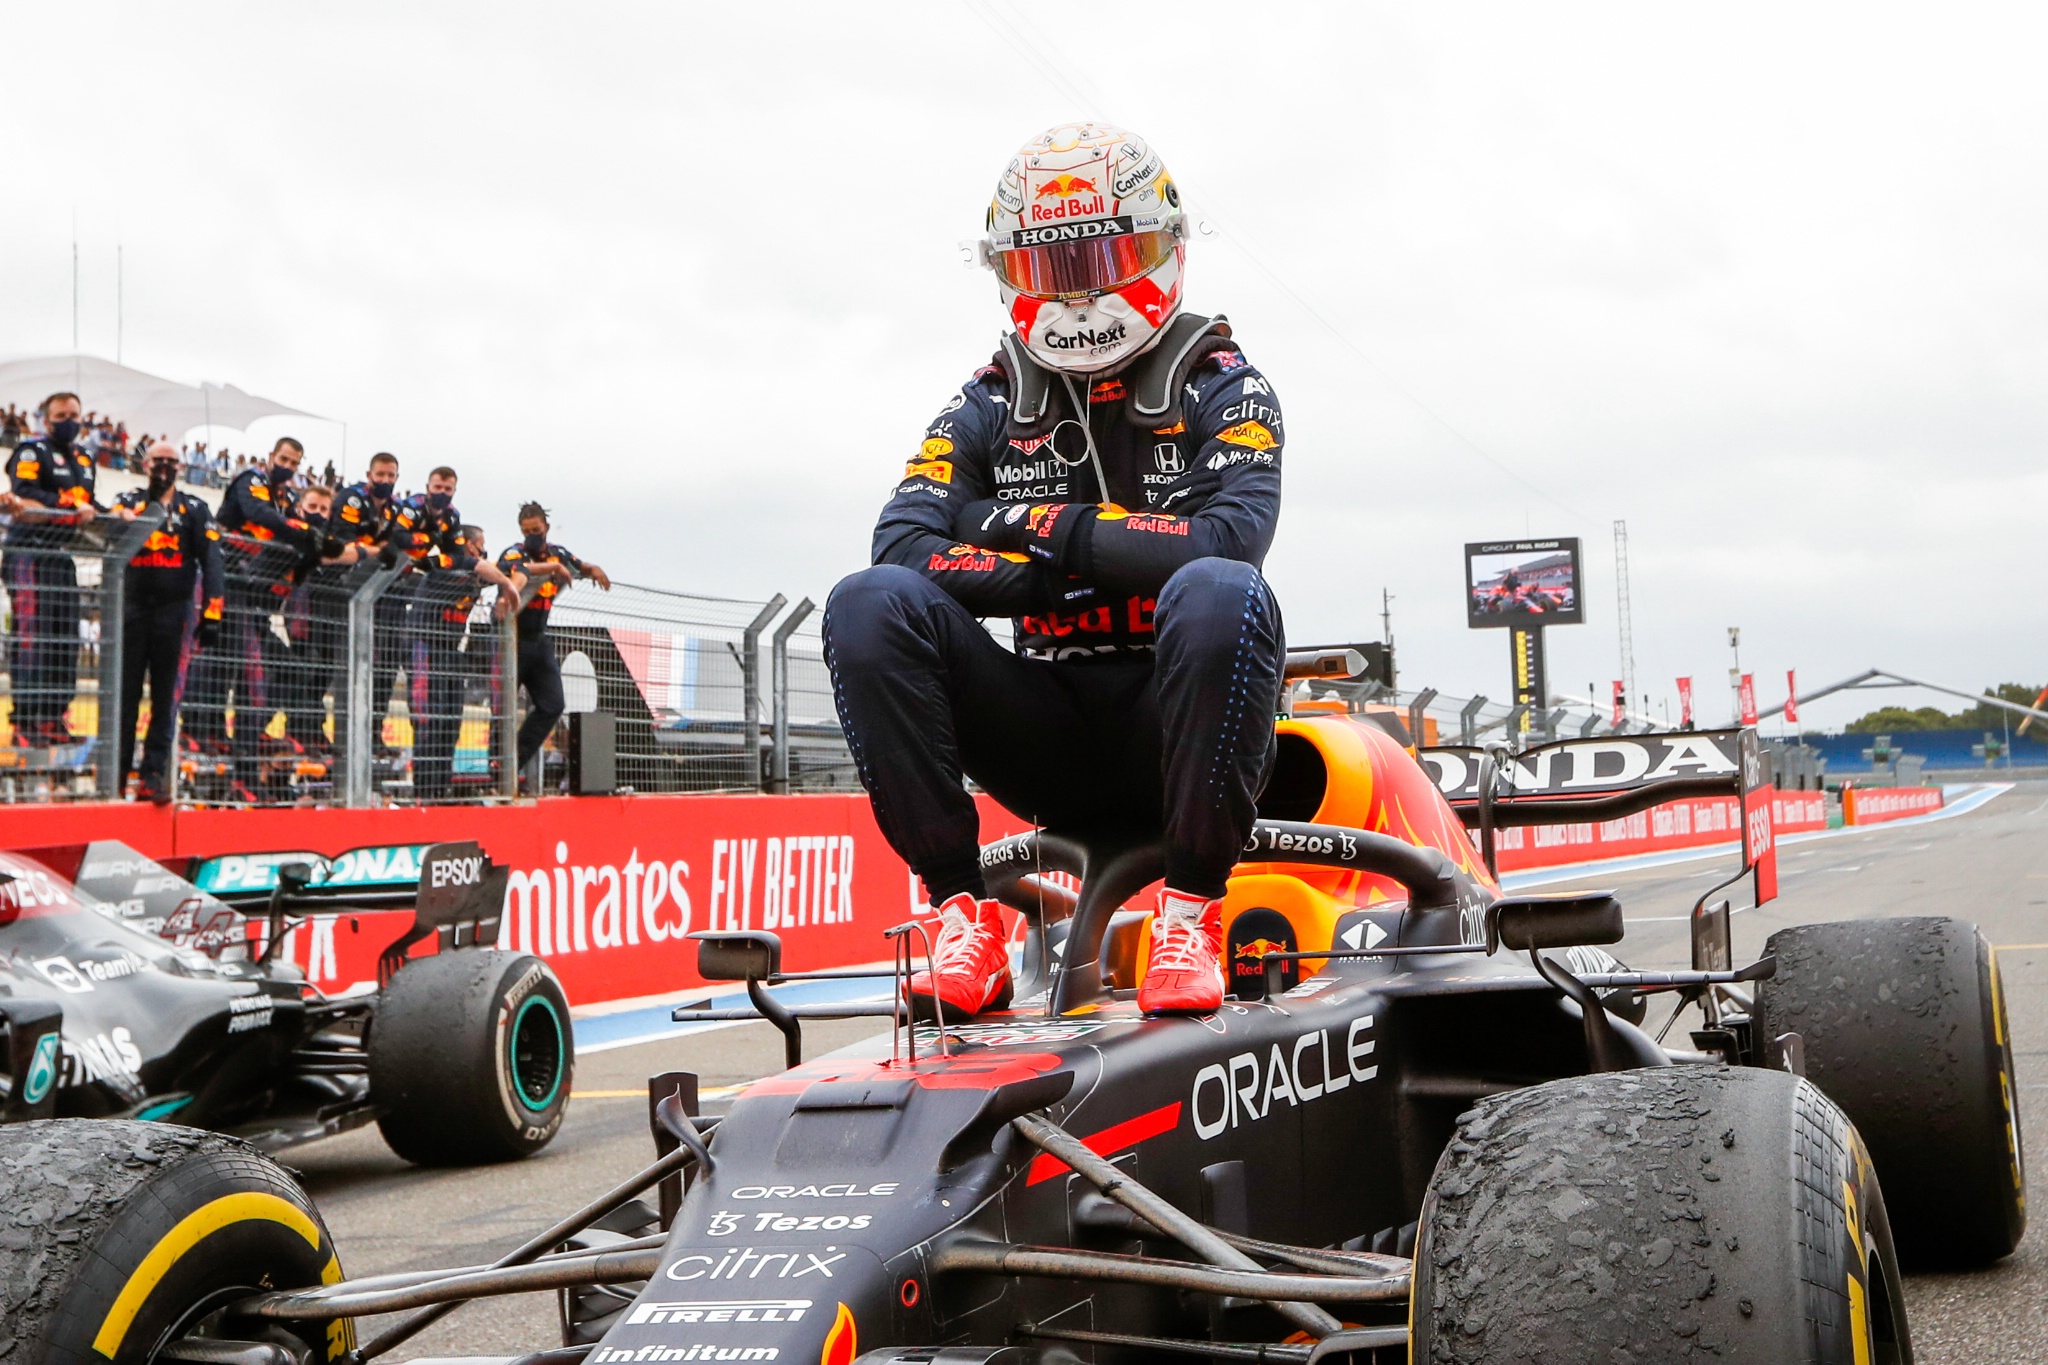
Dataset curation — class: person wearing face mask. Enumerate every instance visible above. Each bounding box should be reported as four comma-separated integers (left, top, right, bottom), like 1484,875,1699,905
189,436,321,792
272,483,361,766
111,441,225,803
495,501,612,786
335,452,413,752
393,467,517,801
4,391,102,747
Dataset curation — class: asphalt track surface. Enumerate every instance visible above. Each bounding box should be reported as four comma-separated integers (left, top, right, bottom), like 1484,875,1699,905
288,782,2048,1363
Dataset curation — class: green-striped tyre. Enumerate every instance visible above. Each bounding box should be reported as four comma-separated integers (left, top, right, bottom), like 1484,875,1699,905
368,949,573,1165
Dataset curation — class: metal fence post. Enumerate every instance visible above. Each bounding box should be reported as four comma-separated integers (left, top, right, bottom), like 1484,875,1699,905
344,565,401,807
769,598,816,795
93,509,162,800
740,595,786,792
1405,687,1438,750
498,605,519,801
1459,695,1487,746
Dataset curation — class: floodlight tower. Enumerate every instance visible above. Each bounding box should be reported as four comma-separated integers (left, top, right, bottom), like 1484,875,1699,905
1613,520,1636,724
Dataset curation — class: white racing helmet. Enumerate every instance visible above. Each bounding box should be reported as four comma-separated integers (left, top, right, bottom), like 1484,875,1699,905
980,122,1188,375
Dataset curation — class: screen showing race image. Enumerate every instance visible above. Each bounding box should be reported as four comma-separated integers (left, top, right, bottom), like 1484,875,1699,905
1464,538,1584,627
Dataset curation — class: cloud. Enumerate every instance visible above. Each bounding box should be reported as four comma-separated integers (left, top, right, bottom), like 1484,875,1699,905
2,1,2043,726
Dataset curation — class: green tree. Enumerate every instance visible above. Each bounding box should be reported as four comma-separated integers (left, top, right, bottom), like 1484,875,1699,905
1953,683,2046,732
1843,684,2045,733
1844,705,1958,733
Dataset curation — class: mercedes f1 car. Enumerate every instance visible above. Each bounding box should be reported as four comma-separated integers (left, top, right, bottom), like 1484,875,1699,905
0,836,571,1166
0,653,2023,1364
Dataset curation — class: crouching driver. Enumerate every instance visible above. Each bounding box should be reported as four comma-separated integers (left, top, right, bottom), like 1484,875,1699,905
825,123,1286,1020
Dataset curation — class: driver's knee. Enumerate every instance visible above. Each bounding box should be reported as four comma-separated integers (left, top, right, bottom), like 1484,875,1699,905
1155,558,1282,665
823,564,953,668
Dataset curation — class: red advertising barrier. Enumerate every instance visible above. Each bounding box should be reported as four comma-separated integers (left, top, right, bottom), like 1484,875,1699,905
1489,788,1828,874
6,794,1028,1007
7,785,1836,1003
1844,785,1944,825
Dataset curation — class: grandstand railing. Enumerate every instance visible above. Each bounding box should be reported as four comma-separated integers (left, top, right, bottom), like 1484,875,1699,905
1,515,853,805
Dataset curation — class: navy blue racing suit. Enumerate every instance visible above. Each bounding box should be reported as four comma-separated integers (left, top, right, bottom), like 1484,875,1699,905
495,540,587,769
111,489,226,790
187,469,316,776
825,315,1286,902
4,436,99,741
396,496,483,801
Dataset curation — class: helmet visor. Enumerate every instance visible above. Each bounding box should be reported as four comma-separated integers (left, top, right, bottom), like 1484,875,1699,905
995,228,1177,299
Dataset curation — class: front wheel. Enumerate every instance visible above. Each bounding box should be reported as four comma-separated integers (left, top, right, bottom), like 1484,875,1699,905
1413,1067,1911,1364
1752,916,2024,1267
0,1119,351,1365
369,949,574,1165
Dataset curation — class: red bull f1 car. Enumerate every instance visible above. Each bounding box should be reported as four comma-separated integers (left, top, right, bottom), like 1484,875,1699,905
0,837,571,1166
0,652,2022,1364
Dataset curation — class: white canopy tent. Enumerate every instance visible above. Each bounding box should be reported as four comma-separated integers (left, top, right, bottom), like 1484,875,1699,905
0,355,326,440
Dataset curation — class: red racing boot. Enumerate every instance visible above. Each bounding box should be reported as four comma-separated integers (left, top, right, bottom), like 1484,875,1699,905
1137,889,1225,1015
906,892,1013,1022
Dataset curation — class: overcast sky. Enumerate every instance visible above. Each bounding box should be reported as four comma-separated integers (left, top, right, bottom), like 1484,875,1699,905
6,3,2044,731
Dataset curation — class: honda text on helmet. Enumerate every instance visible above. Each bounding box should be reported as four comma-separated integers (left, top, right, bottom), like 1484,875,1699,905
980,122,1187,375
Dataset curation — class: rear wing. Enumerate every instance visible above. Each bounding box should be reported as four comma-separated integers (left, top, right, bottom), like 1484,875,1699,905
190,844,437,909
186,841,506,981
375,841,509,983
1419,728,1779,903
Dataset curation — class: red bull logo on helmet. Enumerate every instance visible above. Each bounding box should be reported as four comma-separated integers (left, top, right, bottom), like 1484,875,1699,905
1030,173,1106,223
1036,174,1097,197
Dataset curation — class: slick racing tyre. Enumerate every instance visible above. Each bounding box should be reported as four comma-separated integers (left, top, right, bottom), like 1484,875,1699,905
1753,916,2025,1267
0,1120,351,1365
370,949,573,1165
1412,1067,1910,1365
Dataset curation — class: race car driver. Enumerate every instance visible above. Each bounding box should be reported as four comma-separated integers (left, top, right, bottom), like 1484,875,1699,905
111,441,226,802
825,123,1285,1020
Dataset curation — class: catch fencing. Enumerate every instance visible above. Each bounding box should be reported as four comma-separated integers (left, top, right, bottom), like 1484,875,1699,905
0,515,852,805
541,584,856,797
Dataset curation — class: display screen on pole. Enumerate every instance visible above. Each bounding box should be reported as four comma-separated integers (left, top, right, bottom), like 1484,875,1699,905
1464,538,1585,627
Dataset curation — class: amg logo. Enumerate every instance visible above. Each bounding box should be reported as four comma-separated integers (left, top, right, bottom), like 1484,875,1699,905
595,1348,779,1362
626,1299,809,1327
1014,215,1134,247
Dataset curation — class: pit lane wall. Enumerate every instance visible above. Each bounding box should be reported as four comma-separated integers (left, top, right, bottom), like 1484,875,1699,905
5,787,1834,1005
1842,784,1945,825
1488,790,1831,873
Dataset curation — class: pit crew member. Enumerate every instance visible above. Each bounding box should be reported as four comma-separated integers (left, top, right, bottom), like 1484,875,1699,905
187,436,318,783
496,501,611,781
111,441,225,802
394,468,516,801
825,123,1285,1021
336,451,411,748
275,483,360,760
4,391,100,746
